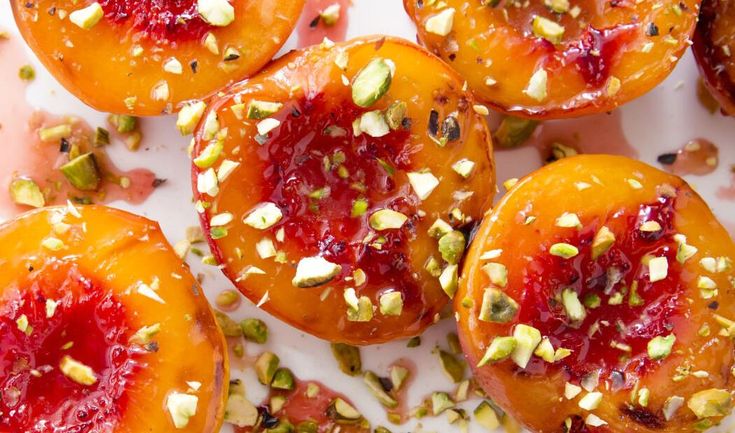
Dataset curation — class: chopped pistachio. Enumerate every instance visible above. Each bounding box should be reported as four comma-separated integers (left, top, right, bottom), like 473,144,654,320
110,114,137,133
687,389,731,419
640,220,662,232
550,242,579,259
357,111,390,137
214,311,242,337
41,237,65,251
363,371,398,408
451,159,475,178
240,318,268,344
369,209,407,231
438,230,466,264
479,287,518,323
425,8,456,36
223,393,258,427
664,396,685,421
247,100,283,119
254,352,280,385
197,0,235,26
648,256,669,282
328,397,362,421
562,288,586,323
511,324,542,368
9,178,45,208
637,387,650,407
243,202,282,230
352,58,392,108
60,153,100,191
545,0,570,13
532,16,565,44
425,256,442,277
330,343,362,376
578,392,603,410
428,218,453,238
524,68,548,102
60,355,97,386
292,256,341,288
585,414,607,427
319,3,341,25
45,299,58,318
407,171,440,200
379,291,403,316
19,65,35,81
565,383,582,400
176,101,207,135
385,101,407,130
555,212,582,228
129,323,161,345
16,314,31,335
257,118,280,136
69,2,104,29
439,264,458,298
698,276,718,299
344,288,373,322
94,127,110,146
407,336,421,348
477,336,517,366
166,392,199,429
494,116,538,148
351,198,369,217
483,262,508,287
439,350,465,383
432,391,455,415
647,334,675,360
39,124,72,142
271,368,295,390
193,141,224,168
163,57,183,74
390,365,409,391
534,337,555,362
473,401,500,430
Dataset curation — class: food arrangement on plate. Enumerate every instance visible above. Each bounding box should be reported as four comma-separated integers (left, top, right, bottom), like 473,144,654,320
1,1,735,433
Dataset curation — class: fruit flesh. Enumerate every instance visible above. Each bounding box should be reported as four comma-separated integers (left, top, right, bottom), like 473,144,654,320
11,0,304,115
693,0,735,115
403,0,701,119
191,36,495,345
457,155,735,432
0,205,227,433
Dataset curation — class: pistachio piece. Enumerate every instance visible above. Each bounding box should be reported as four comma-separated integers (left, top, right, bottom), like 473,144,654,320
363,371,398,408
687,389,732,419
478,288,518,323
565,383,582,400
291,256,341,288
110,114,137,133
38,124,72,142
477,336,517,366
438,230,466,264
223,394,258,427
330,343,362,376
439,350,465,383
432,391,455,415
214,311,242,337
647,334,675,360
9,178,45,208
425,8,456,36
428,218,453,238
271,368,295,390
494,116,538,148
524,68,548,102
197,0,235,26
578,392,603,410
510,324,542,368
254,352,280,385
473,401,500,430
60,153,100,191
328,397,362,422
663,396,685,421
369,209,407,231
176,101,207,135
648,256,669,282
561,288,586,323
320,3,341,25
452,159,476,178
555,212,582,228
59,355,97,386
129,323,161,345
240,318,268,344
407,171,440,200
534,337,555,362
69,2,104,29
247,100,284,120
166,392,199,429
439,264,459,298
351,58,392,108
532,16,565,44
193,140,224,168
379,291,403,316
390,365,409,391
357,111,390,137
482,263,508,287
549,242,579,259
385,101,407,130
344,288,374,322
243,202,283,229
296,421,318,433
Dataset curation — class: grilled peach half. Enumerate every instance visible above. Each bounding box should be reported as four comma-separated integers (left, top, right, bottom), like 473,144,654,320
11,0,304,115
693,0,735,116
0,205,227,432
404,0,700,119
190,36,495,345
457,155,735,432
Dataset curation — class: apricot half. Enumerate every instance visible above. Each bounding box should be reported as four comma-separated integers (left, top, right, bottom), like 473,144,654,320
457,155,735,432
404,0,700,119
190,36,495,345
11,0,304,115
0,205,227,432
693,0,735,116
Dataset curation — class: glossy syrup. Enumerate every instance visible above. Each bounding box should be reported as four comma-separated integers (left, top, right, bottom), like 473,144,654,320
658,138,719,176
517,195,686,385
98,0,213,43
0,35,158,217
297,0,351,47
0,263,138,432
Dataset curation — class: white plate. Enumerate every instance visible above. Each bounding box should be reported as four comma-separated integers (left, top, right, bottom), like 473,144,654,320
1,1,735,432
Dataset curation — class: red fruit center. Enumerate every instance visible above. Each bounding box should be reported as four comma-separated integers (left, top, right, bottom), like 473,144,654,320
0,262,139,432
517,194,687,385
255,94,427,311
98,0,215,44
